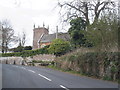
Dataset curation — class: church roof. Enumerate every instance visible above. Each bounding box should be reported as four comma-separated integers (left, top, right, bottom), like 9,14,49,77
40,33,70,43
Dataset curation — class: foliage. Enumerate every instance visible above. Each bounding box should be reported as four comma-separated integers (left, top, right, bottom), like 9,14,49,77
48,39,71,56
24,46,32,50
11,46,32,52
1,19,17,53
69,17,86,32
2,45,50,57
70,30,87,48
41,45,50,54
13,46,24,52
54,51,119,81
68,17,92,48
84,13,118,51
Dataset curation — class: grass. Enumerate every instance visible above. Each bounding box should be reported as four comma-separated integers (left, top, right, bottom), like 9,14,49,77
47,65,119,84
47,65,99,79
48,65,81,75
32,60,54,64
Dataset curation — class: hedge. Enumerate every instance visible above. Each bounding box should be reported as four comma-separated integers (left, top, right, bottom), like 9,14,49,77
2,46,49,57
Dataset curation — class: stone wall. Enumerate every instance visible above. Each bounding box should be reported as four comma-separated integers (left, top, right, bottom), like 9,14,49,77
32,54,55,61
0,57,24,65
0,54,55,65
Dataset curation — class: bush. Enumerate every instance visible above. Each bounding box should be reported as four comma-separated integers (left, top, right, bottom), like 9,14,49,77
48,39,71,56
24,46,32,50
84,14,118,51
2,45,50,57
55,52,119,81
13,46,24,52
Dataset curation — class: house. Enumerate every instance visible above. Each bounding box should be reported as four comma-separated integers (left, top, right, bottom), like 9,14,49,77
33,25,70,49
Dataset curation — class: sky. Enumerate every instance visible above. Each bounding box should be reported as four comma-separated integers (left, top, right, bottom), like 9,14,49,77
0,0,118,48
0,0,69,47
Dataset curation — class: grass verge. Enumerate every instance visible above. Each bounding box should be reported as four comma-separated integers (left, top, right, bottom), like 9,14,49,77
46,65,119,84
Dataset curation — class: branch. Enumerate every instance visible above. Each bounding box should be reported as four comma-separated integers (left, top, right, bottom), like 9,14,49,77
98,2,109,15
65,3,85,14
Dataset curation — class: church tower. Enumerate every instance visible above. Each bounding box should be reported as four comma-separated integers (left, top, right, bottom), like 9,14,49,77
33,24,49,49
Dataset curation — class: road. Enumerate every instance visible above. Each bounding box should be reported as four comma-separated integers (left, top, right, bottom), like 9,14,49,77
1,64,119,89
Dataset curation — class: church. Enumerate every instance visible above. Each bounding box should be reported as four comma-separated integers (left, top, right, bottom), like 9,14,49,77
33,25,70,50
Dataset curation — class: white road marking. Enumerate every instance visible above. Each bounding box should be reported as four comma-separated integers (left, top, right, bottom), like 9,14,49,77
38,74,52,81
28,70,36,73
60,85,69,90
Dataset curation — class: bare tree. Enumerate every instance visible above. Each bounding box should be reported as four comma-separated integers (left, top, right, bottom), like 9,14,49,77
58,0,116,25
18,31,26,47
1,19,16,53
21,31,26,46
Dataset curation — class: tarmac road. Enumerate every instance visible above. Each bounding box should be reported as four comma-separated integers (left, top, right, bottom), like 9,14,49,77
1,64,119,89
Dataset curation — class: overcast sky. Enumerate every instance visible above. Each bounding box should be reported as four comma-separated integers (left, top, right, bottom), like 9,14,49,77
0,0,70,47
1,0,118,48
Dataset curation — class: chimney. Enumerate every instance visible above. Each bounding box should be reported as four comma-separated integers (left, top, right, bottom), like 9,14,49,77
56,26,58,39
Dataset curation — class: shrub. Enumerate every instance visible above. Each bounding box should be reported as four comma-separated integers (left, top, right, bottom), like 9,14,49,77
54,51,119,81
48,39,71,56
13,46,24,52
24,46,32,50
2,45,50,57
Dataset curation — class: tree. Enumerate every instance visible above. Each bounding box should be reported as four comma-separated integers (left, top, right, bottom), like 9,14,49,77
69,17,86,32
68,17,92,48
70,30,87,48
1,20,16,53
12,31,27,52
21,31,26,46
58,0,116,25
84,13,118,51
13,46,24,52
24,46,32,50
18,31,26,47
14,31,26,52
48,39,71,56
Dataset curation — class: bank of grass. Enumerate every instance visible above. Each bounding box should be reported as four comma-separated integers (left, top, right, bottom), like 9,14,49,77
47,64,119,84
47,65,82,76
46,47,119,83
